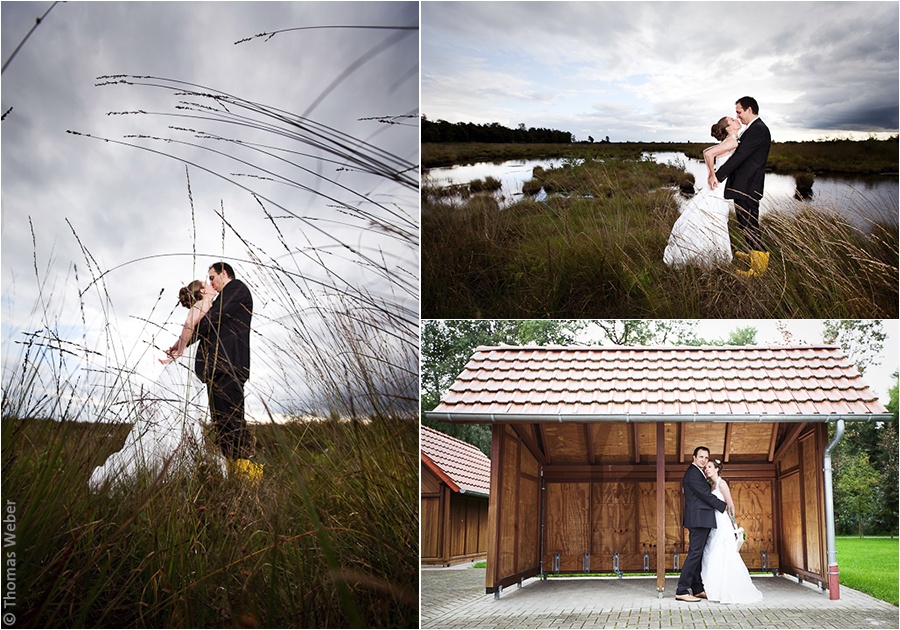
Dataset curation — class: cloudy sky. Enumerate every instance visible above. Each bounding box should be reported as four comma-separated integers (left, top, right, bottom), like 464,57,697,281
422,1,899,142
2,1,418,419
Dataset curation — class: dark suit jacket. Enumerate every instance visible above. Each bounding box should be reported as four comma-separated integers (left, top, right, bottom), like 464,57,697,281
193,278,253,383
715,118,771,203
682,464,727,529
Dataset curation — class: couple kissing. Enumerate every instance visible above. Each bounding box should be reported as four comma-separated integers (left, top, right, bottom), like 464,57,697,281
664,96,772,277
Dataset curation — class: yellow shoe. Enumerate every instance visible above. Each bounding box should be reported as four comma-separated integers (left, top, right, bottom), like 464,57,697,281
736,250,769,277
228,458,264,483
734,250,751,261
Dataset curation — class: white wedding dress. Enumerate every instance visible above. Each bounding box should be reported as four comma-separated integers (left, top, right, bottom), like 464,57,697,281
663,150,734,268
89,355,223,490
701,486,763,604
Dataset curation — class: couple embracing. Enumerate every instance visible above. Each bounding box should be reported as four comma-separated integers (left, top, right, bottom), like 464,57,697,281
664,96,772,277
89,261,262,489
675,446,763,605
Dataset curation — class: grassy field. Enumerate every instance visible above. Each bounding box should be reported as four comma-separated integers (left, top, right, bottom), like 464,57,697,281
2,416,418,628
835,536,899,606
422,154,898,319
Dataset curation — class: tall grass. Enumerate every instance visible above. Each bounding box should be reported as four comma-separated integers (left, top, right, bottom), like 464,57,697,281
2,414,418,627
2,22,418,629
422,156,897,318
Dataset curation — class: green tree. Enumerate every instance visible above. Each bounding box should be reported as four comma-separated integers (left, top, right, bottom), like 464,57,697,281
874,376,899,535
834,451,880,537
824,321,895,534
587,319,702,345
823,320,886,376
421,320,585,455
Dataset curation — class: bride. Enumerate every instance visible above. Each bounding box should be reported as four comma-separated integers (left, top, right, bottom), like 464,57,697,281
89,280,223,489
701,459,763,604
663,116,742,268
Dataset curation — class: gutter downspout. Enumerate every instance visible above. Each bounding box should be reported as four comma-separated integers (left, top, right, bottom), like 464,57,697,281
823,418,845,600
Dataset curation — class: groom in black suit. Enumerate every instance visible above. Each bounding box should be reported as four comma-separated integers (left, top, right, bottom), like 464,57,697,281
711,96,772,276
193,261,261,479
675,445,727,602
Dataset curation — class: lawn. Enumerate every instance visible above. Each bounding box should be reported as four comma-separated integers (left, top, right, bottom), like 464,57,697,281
835,536,899,606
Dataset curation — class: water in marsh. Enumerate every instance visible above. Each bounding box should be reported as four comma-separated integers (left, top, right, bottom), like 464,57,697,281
649,152,898,232
425,153,898,231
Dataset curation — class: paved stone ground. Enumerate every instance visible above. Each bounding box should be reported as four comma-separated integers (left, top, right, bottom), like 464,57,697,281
421,564,898,629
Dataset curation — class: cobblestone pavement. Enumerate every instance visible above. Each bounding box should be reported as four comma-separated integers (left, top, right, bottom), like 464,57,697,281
421,564,899,629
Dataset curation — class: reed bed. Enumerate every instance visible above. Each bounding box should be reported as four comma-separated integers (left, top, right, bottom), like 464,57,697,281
422,156,897,319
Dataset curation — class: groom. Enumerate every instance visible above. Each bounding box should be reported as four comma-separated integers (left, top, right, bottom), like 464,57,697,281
675,446,727,602
194,261,261,480
710,96,772,276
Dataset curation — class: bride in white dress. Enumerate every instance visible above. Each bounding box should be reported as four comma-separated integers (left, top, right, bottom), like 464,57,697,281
663,116,742,268
89,280,223,490
701,459,763,604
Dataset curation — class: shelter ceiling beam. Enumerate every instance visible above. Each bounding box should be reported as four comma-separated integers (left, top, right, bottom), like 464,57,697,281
511,423,547,465
585,424,596,464
538,424,552,465
724,422,733,463
542,462,776,483
768,424,779,462
773,422,808,464
633,424,640,464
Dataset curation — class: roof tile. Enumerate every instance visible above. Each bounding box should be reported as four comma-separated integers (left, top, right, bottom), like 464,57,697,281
421,425,491,495
434,345,888,420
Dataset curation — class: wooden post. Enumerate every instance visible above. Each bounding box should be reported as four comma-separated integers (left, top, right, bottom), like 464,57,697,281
656,422,666,596
485,423,504,593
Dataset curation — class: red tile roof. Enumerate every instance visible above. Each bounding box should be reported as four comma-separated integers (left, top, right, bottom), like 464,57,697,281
429,345,890,422
421,425,491,496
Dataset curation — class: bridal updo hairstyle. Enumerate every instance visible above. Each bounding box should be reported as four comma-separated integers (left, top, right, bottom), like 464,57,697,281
711,117,731,141
178,280,205,309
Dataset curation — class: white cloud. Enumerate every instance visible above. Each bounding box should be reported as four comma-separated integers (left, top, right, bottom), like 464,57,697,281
422,1,899,141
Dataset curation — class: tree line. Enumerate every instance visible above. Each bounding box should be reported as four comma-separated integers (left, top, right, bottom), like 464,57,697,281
421,319,898,537
421,116,574,144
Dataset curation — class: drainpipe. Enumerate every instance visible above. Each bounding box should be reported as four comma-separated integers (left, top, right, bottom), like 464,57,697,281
823,418,844,600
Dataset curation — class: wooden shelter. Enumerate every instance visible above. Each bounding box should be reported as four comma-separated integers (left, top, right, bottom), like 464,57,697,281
425,345,891,598
421,425,492,566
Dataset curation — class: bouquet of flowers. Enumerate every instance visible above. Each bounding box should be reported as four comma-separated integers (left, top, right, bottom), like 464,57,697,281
734,526,746,551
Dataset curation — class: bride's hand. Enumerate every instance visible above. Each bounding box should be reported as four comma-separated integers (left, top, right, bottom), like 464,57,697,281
160,346,181,364
708,174,718,189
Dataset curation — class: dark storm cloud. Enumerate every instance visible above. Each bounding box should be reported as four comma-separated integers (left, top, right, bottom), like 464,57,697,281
2,2,419,413
423,1,898,141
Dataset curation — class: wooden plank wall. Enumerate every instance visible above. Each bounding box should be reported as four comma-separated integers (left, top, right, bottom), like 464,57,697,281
777,424,826,584
486,424,541,592
422,463,490,565
420,464,444,563
449,493,489,559
543,479,777,573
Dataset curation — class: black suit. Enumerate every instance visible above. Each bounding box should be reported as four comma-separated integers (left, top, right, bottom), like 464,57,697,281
192,278,253,459
715,118,771,252
676,463,727,596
